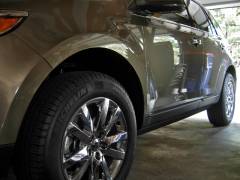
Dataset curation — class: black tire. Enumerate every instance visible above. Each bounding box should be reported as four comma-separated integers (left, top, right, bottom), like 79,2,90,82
207,73,236,127
15,72,137,180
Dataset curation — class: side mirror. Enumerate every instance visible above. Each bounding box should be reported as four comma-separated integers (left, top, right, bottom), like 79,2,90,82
130,0,186,13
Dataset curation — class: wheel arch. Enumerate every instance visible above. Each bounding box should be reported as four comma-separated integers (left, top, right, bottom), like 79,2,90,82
216,64,237,98
49,48,145,130
4,47,145,146
227,65,237,82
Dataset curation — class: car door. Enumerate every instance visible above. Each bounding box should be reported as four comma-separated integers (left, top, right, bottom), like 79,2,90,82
201,9,228,98
143,2,205,115
184,0,210,99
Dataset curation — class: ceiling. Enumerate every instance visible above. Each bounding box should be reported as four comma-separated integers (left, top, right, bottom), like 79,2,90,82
201,0,240,9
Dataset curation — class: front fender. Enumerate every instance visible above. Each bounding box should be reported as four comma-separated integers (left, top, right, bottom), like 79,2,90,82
44,33,145,79
0,35,52,145
0,33,146,145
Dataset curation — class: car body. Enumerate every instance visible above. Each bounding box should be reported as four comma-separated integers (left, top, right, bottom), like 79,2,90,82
0,0,236,179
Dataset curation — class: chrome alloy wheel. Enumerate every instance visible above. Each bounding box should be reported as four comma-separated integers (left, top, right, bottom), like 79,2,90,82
62,97,128,180
224,80,235,119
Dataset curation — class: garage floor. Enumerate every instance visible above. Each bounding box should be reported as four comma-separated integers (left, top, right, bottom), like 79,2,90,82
128,68,240,180
128,114,240,180
3,69,240,180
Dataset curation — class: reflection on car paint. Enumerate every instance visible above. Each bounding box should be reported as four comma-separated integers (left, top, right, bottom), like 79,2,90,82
201,53,214,95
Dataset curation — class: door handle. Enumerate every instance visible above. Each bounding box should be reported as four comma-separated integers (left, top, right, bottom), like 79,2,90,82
191,38,202,47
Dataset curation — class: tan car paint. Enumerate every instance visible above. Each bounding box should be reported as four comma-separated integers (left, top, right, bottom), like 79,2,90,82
0,0,234,145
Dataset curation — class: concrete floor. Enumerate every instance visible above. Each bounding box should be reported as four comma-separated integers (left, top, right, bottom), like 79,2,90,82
3,69,240,180
128,68,240,180
128,117,240,180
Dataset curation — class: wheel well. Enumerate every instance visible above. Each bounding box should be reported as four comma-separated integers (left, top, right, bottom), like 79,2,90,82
227,65,237,81
49,48,144,129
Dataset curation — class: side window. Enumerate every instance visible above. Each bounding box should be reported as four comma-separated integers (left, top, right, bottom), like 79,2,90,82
208,22,218,36
187,1,210,31
208,13,225,38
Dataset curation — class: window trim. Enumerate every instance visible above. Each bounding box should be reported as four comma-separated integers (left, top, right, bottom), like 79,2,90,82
192,0,224,39
205,10,225,39
131,0,214,36
149,14,209,37
203,11,219,37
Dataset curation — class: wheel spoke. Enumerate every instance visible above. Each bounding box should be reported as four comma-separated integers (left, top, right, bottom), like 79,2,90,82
101,148,125,160
68,122,92,145
104,107,122,137
104,131,128,146
100,154,112,180
90,156,95,180
72,159,90,180
96,99,110,132
100,99,110,127
90,154,100,180
63,146,90,169
81,104,94,133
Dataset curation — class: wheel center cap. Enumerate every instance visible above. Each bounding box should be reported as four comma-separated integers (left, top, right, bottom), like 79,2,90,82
91,138,100,151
